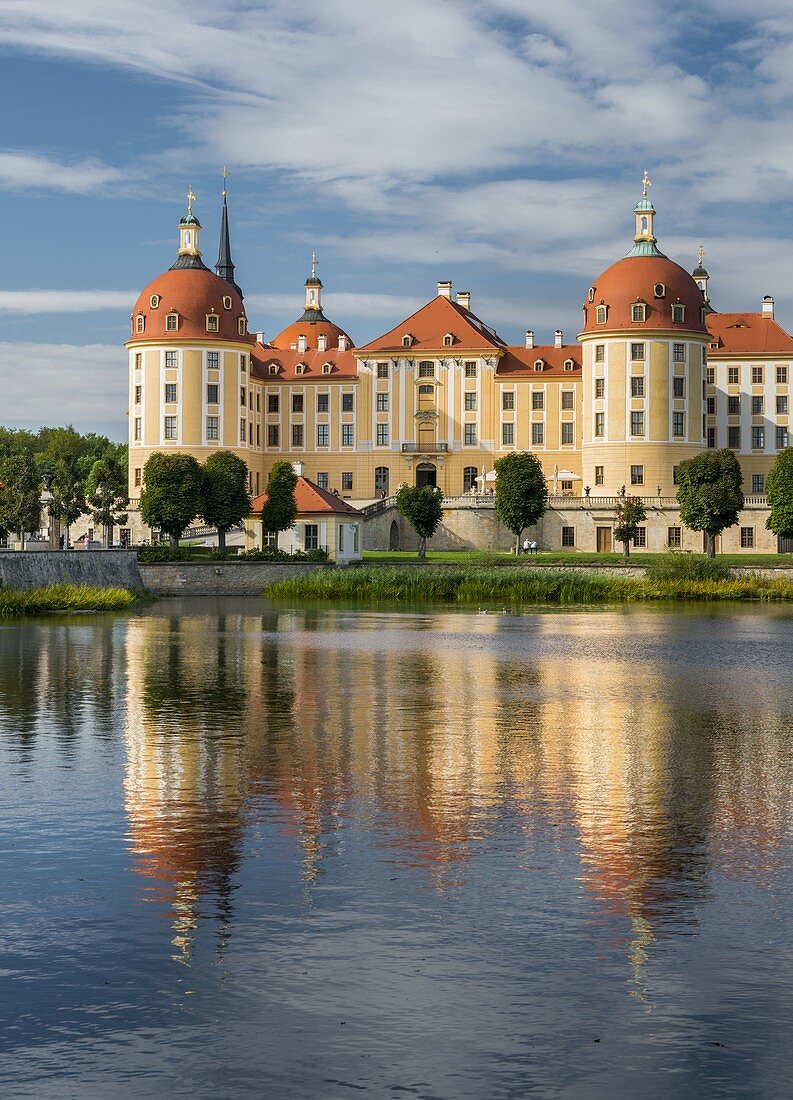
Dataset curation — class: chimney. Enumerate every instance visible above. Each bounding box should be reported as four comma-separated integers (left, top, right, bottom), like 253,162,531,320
525,330,534,349
255,330,265,345
318,333,327,352
554,330,563,349
456,291,471,310
338,334,349,351
762,295,775,319
297,334,308,353
437,280,453,299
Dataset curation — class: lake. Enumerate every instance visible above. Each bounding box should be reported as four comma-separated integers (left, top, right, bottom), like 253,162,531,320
1,599,792,1098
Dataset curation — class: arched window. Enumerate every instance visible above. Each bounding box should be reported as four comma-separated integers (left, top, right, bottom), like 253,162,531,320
135,315,145,334
463,466,478,493
596,305,608,325
206,314,219,332
672,304,686,323
641,216,648,233
402,334,412,348
166,312,179,332
375,467,389,495
631,302,647,323
238,317,247,335
418,361,435,377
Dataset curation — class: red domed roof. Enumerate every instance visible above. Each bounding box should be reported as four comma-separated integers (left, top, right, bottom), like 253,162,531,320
581,255,708,336
129,266,252,343
272,315,354,351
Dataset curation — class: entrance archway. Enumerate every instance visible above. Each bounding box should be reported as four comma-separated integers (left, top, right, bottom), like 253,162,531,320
416,462,437,488
389,520,400,551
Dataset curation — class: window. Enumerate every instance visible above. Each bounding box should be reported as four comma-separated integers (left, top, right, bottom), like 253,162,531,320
465,362,477,377
561,423,574,445
777,395,788,415
752,396,764,415
672,304,685,323
342,424,354,446
728,396,741,415
149,294,160,309
166,313,179,332
631,302,646,322
561,526,575,547
673,411,685,436
317,472,329,490
752,475,765,493
532,423,544,445
502,391,514,410
741,527,755,548
317,424,329,447
728,426,741,449
222,295,232,310
262,530,278,548
595,412,605,437
342,472,353,491
561,480,573,492
269,365,278,376
465,392,477,410
134,352,142,369
502,423,514,445
673,344,686,363
206,383,219,405
752,426,765,449
290,424,302,447
402,335,412,348
668,526,682,548
596,305,608,325
752,366,764,384
534,361,545,372
238,317,247,336
777,366,788,384
532,392,544,410
165,350,178,368
134,384,142,405
134,417,141,442
728,367,739,384
342,393,354,413
464,424,477,445
240,418,246,443
443,333,454,347
317,393,329,413
377,363,389,378
595,344,605,363
240,355,247,372
631,411,644,435
631,376,645,397
561,391,574,410
255,393,260,413
595,378,605,399
634,527,646,547
292,394,303,413
706,396,715,414
267,425,279,447
206,314,219,333
631,343,645,361
653,282,666,298
164,415,177,440
135,315,145,334
240,385,248,407
463,466,478,492
295,364,305,376
207,351,219,370
134,467,142,488
206,416,219,440
564,360,575,372
630,464,644,485
777,426,788,449
266,394,279,414
418,362,434,378
595,465,604,486
707,427,716,448
377,393,389,412
164,383,177,404
377,424,389,446
706,367,715,384
304,524,319,551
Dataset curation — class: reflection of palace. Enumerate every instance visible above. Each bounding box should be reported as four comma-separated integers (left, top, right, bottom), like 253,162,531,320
120,608,793,969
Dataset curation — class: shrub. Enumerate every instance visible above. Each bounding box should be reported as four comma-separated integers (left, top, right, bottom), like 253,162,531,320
239,546,291,561
645,553,730,582
0,584,135,616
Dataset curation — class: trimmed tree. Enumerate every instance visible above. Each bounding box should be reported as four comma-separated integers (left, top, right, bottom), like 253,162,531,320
50,458,86,549
395,484,443,558
613,496,647,561
140,452,203,549
202,450,251,552
766,447,793,545
0,454,42,549
260,461,298,550
676,449,744,558
86,453,129,548
494,451,548,555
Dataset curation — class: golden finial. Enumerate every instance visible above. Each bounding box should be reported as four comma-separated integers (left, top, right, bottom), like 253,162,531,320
187,184,196,215
311,251,318,277
222,166,228,200
698,244,706,266
642,169,652,197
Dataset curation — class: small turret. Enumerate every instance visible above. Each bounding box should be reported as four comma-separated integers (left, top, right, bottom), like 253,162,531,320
302,253,324,320
692,245,715,314
170,186,209,272
215,167,242,297
625,170,665,259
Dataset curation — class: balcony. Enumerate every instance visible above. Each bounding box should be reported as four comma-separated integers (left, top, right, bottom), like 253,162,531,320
401,442,449,453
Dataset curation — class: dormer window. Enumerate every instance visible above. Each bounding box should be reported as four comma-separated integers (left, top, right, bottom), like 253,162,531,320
295,363,306,376
222,295,232,310
564,359,574,371
150,294,161,309
268,364,279,376
322,363,332,375
206,314,219,333
135,314,145,334
653,283,666,299
238,317,247,335
631,302,647,323
596,305,608,325
534,360,544,372
588,287,596,302
672,304,685,323
443,333,454,347
166,312,179,332
402,334,413,348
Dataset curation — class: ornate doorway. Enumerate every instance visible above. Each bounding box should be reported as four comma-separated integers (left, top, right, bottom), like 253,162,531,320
416,462,437,488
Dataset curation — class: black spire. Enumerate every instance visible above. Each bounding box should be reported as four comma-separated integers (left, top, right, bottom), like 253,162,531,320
215,169,242,297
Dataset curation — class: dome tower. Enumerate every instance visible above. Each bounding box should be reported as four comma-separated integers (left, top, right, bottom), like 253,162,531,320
271,255,354,352
579,174,709,496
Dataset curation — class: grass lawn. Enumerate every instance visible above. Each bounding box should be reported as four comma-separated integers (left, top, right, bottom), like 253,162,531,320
362,550,793,568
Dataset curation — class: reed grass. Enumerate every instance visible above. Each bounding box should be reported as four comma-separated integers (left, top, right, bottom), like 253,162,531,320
263,566,793,605
0,584,137,616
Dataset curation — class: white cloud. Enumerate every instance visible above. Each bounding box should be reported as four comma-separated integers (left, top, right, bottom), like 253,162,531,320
247,291,421,321
0,150,124,194
0,290,135,313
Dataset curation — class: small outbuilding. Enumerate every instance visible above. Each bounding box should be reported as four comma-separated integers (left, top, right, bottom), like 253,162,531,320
246,476,363,562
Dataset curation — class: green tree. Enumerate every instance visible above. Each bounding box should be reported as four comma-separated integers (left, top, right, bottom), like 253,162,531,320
494,452,548,555
613,496,647,561
260,461,298,549
86,453,128,548
0,427,36,464
676,449,744,558
395,484,443,558
50,459,86,548
202,451,251,552
766,447,793,544
140,452,203,549
0,454,42,549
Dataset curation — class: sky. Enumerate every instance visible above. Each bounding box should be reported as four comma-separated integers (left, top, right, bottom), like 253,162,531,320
2,0,793,439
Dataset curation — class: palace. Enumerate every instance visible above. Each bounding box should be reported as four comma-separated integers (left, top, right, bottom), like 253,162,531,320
126,176,793,553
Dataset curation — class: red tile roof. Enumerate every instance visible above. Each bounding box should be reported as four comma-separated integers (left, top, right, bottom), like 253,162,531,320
359,294,505,353
706,313,793,355
251,476,362,515
128,267,252,344
497,345,582,377
250,344,359,381
271,317,354,352
581,255,709,335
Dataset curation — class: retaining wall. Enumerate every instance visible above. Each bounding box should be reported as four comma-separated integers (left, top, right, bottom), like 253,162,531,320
0,550,145,591
139,561,332,596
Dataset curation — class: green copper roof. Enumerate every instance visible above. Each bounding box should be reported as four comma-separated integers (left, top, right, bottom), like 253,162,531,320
624,239,666,258
634,197,655,213
179,213,201,227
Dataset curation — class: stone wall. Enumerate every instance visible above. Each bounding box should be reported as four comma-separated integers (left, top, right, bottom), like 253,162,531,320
139,561,332,596
0,550,145,591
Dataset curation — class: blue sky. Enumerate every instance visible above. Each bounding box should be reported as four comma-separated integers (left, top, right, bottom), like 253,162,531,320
1,0,793,439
